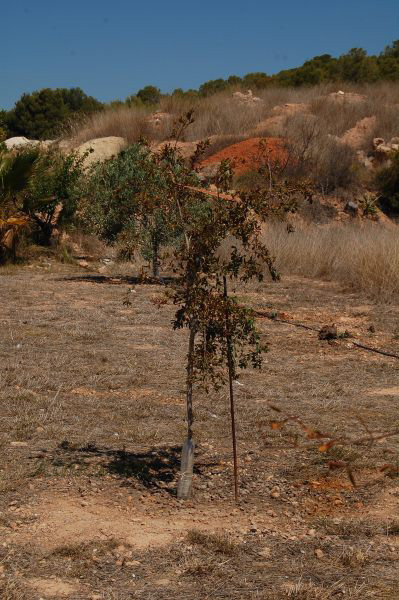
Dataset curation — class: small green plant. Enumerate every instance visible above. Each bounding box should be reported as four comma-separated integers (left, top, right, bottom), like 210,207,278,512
360,192,378,216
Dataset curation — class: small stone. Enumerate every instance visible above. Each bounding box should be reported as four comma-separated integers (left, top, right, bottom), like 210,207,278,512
344,200,359,215
315,548,324,559
308,529,316,537
258,547,271,558
10,441,28,447
271,491,280,499
155,579,170,586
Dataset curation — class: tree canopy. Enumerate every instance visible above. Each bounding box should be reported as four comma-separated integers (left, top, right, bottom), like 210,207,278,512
4,87,102,139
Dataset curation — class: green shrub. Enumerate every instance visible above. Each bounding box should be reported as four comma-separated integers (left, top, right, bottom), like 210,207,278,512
25,148,87,243
376,151,399,214
80,141,207,276
6,88,102,139
136,85,162,106
0,146,86,247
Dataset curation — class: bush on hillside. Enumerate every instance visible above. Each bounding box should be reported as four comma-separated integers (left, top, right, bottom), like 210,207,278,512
136,85,162,106
0,110,8,139
376,151,399,214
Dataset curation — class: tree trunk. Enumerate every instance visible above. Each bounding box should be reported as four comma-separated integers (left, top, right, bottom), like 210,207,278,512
177,325,196,499
151,231,160,279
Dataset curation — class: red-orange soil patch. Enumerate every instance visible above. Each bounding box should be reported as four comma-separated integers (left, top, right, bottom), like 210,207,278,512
199,137,289,175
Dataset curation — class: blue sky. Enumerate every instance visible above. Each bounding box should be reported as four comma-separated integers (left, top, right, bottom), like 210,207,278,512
2,0,399,109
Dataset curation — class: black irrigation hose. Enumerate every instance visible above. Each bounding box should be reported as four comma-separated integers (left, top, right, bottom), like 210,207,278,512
256,311,399,361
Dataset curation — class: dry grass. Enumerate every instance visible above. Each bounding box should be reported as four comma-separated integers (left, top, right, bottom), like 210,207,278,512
66,82,399,147
280,113,358,191
312,516,379,539
265,222,399,302
186,530,238,555
67,105,153,145
2,263,399,597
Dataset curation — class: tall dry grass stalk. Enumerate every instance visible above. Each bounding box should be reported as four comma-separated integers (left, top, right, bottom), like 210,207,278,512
67,106,152,145
264,222,399,302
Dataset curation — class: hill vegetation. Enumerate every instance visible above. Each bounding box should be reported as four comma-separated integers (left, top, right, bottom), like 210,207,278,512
2,40,399,139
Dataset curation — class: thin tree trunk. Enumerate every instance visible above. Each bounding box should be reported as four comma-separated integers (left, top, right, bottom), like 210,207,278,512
151,231,160,279
177,325,196,499
11,233,17,264
223,276,239,501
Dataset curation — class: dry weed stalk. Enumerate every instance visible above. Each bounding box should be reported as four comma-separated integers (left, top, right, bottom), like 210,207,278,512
264,403,399,485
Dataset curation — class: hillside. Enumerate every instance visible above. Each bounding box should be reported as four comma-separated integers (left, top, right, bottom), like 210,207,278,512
1,40,399,140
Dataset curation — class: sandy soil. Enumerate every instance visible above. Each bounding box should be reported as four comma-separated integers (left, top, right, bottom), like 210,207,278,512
1,260,399,598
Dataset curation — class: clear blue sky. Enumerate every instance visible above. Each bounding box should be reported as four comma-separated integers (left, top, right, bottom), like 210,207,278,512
2,0,399,109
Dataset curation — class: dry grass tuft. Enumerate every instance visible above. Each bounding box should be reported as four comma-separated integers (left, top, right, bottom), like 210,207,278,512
187,530,238,555
313,516,378,539
265,223,399,302
67,105,152,145
0,576,30,600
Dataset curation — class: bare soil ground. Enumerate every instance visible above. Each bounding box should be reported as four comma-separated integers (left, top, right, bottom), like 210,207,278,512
2,260,399,599
199,137,288,176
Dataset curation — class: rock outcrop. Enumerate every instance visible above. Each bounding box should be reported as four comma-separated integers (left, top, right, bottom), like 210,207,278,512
328,90,366,104
76,136,128,167
373,136,399,158
233,89,262,105
339,116,376,150
152,140,198,159
254,103,310,136
5,137,53,150
271,103,310,116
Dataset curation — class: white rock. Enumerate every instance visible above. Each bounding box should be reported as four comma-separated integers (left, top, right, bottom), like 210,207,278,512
77,136,128,167
233,89,262,104
5,137,39,150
